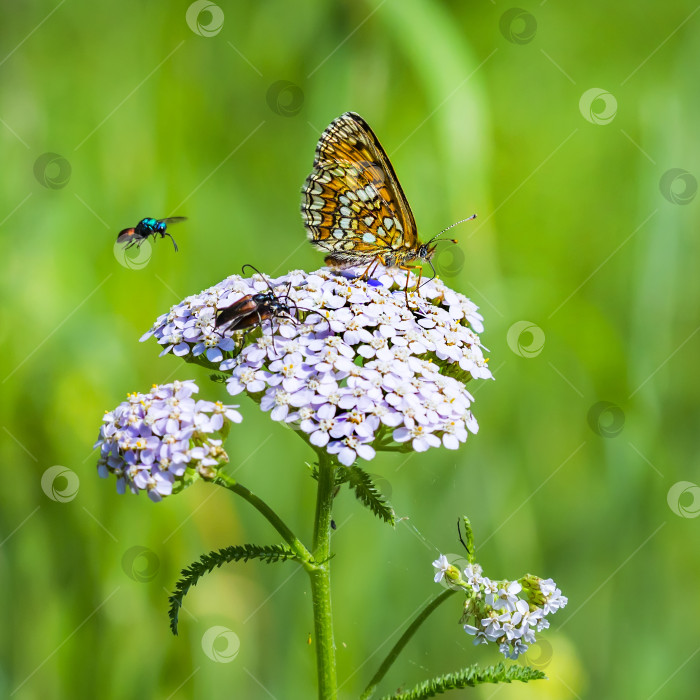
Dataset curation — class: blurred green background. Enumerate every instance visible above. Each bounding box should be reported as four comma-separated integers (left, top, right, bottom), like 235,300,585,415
2,1,699,698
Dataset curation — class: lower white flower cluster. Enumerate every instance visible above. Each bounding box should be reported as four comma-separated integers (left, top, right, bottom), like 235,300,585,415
94,380,241,501
432,555,567,660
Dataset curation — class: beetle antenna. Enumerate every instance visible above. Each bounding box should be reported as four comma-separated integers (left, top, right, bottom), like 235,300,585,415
294,306,332,334
242,264,277,296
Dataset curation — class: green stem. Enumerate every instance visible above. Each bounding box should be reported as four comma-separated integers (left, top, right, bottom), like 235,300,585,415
213,472,313,567
308,451,338,699
361,588,457,700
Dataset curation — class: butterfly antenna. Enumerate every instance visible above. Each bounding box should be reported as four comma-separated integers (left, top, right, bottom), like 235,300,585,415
426,214,477,244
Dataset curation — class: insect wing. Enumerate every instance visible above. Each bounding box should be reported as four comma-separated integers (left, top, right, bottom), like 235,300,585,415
157,217,187,226
215,295,259,328
116,227,137,243
229,307,274,331
301,112,418,267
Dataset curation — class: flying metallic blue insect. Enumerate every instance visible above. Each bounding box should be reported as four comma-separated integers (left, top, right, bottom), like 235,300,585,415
117,217,186,252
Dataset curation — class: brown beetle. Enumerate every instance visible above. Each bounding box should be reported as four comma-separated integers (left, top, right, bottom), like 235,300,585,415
215,289,292,331
216,266,328,341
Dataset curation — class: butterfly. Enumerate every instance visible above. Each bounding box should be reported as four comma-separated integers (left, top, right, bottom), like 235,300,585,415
300,112,474,288
117,217,186,252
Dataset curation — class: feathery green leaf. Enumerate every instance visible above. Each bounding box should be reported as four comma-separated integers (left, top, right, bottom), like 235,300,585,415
168,543,298,635
343,465,395,526
377,663,545,699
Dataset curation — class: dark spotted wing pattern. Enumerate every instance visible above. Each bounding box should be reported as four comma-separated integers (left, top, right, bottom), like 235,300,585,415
300,112,422,268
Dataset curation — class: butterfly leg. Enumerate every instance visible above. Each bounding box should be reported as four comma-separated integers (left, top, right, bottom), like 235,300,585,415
403,267,411,305
359,259,375,280
414,265,424,291
360,256,385,281
370,256,387,279
398,264,423,306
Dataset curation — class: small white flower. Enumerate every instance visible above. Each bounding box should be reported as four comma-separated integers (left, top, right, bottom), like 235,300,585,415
393,425,441,452
480,616,503,641
432,554,451,583
491,581,523,612
463,563,483,592
542,588,568,614
327,435,376,466
539,578,557,596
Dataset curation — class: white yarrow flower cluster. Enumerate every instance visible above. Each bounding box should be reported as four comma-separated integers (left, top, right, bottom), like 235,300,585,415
141,267,492,466
431,555,567,660
95,380,241,501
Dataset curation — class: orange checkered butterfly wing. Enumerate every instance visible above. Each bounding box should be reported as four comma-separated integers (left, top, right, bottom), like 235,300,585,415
301,112,419,268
